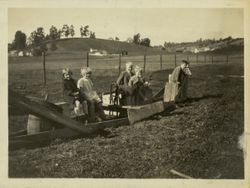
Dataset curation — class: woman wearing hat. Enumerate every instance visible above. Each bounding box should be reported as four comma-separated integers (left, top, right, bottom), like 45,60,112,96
170,60,192,103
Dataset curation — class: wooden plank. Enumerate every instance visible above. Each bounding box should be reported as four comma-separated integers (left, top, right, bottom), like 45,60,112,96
9,117,129,150
127,101,164,124
164,82,178,102
9,90,103,135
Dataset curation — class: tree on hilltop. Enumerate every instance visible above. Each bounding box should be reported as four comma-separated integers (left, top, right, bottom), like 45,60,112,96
133,33,141,45
140,38,150,47
89,31,96,39
80,25,89,37
62,24,70,38
49,25,60,40
13,30,27,51
69,25,75,38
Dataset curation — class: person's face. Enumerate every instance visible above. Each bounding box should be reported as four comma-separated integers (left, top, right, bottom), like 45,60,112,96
136,71,142,78
126,65,133,72
181,63,188,69
64,72,72,80
84,72,92,79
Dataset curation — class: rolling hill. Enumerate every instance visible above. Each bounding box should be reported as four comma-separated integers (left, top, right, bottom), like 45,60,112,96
45,38,164,56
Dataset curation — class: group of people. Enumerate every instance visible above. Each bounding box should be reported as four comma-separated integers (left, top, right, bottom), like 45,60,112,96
62,59,192,122
62,62,152,122
115,62,152,106
62,67,106,122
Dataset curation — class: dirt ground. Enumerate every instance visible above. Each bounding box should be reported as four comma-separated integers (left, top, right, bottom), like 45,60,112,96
8,62,244,178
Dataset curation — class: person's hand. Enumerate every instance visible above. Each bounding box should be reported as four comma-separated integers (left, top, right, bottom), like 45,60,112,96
144,81,150,86
73,91,79,96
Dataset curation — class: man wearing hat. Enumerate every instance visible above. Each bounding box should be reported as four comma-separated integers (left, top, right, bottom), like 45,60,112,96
169,60,192,103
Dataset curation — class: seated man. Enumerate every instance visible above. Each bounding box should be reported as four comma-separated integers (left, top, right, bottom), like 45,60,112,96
170,60,192,103
129,66,152,105
116,62,134,105
77,67,106,122
62,68,86,116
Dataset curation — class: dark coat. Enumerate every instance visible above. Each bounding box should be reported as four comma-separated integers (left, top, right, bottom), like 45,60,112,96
63,78,83,104
170,66,189,102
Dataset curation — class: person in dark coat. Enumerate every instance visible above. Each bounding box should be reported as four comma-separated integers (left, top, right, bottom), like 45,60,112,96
129,66,152,105
62,68,84,115
116,62,134,105
170,60,192,103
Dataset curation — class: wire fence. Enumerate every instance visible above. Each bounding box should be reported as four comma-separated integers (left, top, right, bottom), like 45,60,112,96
8,52,243,102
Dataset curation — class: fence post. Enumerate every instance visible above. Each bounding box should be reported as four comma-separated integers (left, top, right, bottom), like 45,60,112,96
174,53,177,68
143,54,146,72
160,54,162,70
86,52,89,67
196,54,198,63
118,54,121,73
42,51,46,86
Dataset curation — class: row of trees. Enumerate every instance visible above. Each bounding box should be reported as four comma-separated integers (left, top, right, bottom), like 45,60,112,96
131,33,151,47
9,27,151,56
9,24,96,54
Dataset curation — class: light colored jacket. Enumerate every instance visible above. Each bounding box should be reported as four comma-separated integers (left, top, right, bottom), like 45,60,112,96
77,77,101,102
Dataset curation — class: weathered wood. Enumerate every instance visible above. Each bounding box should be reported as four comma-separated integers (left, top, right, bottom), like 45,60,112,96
9,90,103,135
164,82,179,102
9,117,129,150
9,129,27,137
127,101,164,124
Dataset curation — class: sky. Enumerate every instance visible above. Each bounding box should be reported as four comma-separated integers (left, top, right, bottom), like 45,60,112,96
8,8,243,45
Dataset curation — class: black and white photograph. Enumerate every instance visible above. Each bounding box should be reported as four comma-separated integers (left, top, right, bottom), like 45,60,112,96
1,0,249,187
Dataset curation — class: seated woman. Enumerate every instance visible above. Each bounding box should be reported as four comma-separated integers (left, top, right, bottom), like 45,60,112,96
129,66,153,105
116,62,134,105
77,67,106,122
62,68,86,116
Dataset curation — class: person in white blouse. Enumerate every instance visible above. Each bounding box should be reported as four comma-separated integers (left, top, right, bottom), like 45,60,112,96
78,67,106,122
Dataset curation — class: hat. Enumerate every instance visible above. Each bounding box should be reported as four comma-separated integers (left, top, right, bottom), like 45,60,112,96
182,60,190,64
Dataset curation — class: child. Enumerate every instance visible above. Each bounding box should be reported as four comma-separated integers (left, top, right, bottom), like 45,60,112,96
62,68,84,115
77,67,106,122
116,62,134,105
129,66,152,105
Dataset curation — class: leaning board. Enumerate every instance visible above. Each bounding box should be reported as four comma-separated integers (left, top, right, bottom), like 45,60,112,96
164,82,179,102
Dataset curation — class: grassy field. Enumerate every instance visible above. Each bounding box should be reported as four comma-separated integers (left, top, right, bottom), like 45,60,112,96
8,54,244,178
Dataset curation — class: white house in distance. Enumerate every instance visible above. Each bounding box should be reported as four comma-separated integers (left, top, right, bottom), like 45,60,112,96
89,48,108,56
8,50,33,57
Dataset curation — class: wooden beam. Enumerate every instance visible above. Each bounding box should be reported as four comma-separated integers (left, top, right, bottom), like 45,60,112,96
127,101,164,124
9,90,103,135
9,117,129,150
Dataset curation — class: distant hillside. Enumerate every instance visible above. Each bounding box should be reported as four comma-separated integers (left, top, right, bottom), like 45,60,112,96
45,38,164,56
164,38,244,55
